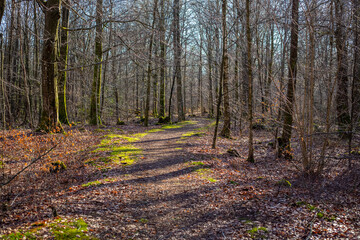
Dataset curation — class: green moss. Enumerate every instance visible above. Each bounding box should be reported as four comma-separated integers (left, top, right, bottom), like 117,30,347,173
181,131,205,139
147,129,164,133
132,133,148,138
207,177,217,182
193,168,217,182
194,168,212,175
99,138,112,145
317,212,324,218
307,204,316,211
94,129,106,133
90,135,143,168
296,201,307,206
162,120,197,130
139,218,148,224
50,218,97,240
1,219,97,240
108,145,142,166
191,161,205,166
1,231,36,240
162,124,182,129
175,147,183,150
275,179,292,187
248,227,268,239
91,147,110,153
102,133,147,143
82,180,101,187
208,121,216,127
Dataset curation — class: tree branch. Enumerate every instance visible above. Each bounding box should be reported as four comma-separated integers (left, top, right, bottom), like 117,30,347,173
1,144,58,187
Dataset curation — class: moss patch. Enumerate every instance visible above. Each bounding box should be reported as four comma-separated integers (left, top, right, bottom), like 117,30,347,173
147,128,164,133
82,180,102,187
50,218,97,240
109,145,142,165
81,178,116,188
248,227,268,239
191,161,205,166
162,124,182,129
193,168,217,182
162,120,197,130
101,132,147,144
89,144,142,168
90,129,145,169
0,218,97,240
181,131,205,139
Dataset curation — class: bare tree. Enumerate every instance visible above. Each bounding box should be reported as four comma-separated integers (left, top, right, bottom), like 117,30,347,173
39,0,62,131
90,0,103,125
278,0,300,159
173,0,184,121
246,0,254,162
220,0,231,138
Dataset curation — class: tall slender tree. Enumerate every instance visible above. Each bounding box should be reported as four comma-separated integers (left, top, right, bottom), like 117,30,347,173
220,0,231,138
158,0,166,119
144,0,158,127
173,0,185,121
58,0,70,125
352,0,360,124
246,0,254,162
90,0,103,125
39,0,62,131
278,0,300,158
334,0,350,136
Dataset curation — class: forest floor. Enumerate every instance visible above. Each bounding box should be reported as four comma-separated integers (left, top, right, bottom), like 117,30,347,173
0,117,359,239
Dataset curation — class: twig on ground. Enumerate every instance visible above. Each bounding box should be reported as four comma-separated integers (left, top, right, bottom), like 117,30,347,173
305,211,318,240
0,144,58,187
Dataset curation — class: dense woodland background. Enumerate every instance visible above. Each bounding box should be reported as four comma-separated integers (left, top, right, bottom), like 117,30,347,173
0,0,359,170
0,0,359,238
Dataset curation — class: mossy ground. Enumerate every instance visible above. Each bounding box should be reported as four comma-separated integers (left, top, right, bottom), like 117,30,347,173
147,128,164,133
248,226,268,239
88,132,145,169
162,120,197,129
0,218,97,240
100,132,148,144
192,168,217,182
89,144,142,168
82,178,116,188
181,131,205,139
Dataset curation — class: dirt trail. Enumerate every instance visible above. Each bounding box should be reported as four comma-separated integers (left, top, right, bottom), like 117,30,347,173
68,118,225,239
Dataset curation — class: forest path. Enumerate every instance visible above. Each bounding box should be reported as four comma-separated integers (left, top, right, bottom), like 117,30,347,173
70,118,226,239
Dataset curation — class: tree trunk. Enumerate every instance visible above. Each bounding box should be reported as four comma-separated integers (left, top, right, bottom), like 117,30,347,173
90,0,103,125
246,0,254,162
39,0,62,131
158,0,166,119
352,0,360,125
58,0,70,125
220,0,230,138
144,0,158,127
334,0,350,136
278,0,300,159
173,0,184,121
206,27,214,117
198,28,203,115
153,44,159,117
